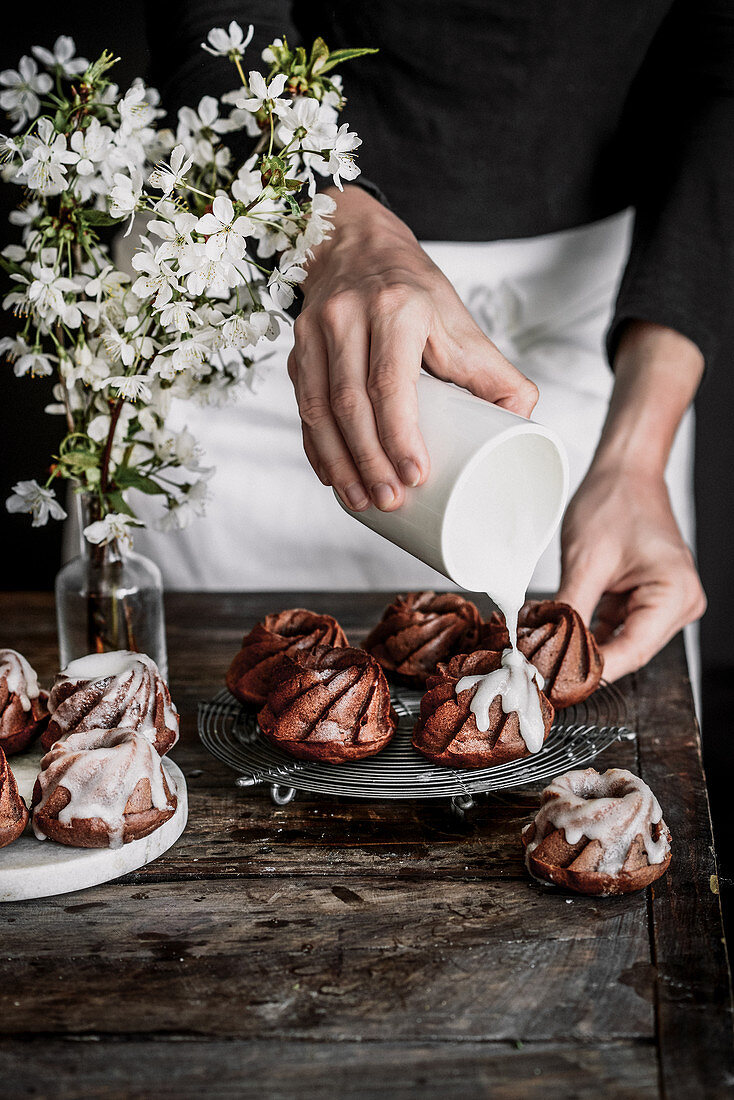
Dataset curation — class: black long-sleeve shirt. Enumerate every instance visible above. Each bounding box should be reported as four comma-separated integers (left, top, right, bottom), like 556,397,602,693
146,1,734,368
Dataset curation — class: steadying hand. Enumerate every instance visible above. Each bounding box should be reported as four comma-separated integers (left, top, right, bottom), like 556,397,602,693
556,322,706,681
289,184,538,512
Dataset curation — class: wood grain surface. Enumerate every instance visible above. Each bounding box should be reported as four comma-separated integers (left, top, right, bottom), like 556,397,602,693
0,590,731,1099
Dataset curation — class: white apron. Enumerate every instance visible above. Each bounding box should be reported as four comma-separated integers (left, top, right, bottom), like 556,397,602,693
131,207,696,596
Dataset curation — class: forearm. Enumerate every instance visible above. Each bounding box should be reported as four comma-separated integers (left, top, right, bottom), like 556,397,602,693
593,321,704,478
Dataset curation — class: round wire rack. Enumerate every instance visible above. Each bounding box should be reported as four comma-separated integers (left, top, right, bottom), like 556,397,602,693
198,680,635,810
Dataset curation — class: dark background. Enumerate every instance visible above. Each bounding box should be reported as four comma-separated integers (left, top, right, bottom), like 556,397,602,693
2,6,732,915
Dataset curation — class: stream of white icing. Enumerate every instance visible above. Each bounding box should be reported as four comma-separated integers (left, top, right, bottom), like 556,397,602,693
1,649,41,712
33,728,173,848
523,768,670,874
456,645,546,753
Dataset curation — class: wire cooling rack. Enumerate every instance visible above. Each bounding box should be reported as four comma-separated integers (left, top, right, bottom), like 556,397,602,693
198,679,635,811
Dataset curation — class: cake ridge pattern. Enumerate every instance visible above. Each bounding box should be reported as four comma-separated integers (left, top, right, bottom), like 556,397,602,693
363,591,482,685
0,746,29,848
227,608,349,708
258,645,394,761
43,650,178,755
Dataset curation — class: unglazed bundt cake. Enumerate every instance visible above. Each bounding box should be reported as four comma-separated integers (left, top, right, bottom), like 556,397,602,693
412,649,554,768
0,746,29,847
258,645,395,763
363,591,482,686
32,727,177,848
227,609,349,708
0,649,49,756
522,767,671,895
42,651,178,756
483,600,603,707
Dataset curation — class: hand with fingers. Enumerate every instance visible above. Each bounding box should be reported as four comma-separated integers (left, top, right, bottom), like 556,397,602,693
289,184,539,512
555,321,707,683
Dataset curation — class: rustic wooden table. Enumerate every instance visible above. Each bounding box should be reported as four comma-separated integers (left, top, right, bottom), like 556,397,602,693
1,590,732,1099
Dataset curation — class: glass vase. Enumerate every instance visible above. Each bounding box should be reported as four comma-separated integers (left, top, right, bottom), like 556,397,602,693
55,493,168,677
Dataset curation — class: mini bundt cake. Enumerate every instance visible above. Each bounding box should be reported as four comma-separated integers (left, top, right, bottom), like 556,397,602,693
412,649,554,768
227,609,349,708
363,591,482,686
42,651,178,756
32,727,177,848
522,767,671,895
483,600,603,707
258,645,395,763
0,747,29,847
0,648,49,756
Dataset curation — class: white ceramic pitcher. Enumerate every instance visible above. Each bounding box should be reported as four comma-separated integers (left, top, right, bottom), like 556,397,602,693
336,374,569,601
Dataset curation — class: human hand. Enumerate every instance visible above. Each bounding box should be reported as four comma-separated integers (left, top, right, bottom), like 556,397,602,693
289,185,538,511
555,463,706,682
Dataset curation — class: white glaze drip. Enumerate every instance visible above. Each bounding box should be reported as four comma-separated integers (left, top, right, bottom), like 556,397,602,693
524,767,670,874
33,728,173,848
50,650,178,748
1,648,41,712
456,647,546,753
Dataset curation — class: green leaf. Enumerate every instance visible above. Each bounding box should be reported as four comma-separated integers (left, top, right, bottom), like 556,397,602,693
59,449,100,470
114,467,162,495
309,37,330,74
319,47,379,75
80,209,119,227
105,490,136,517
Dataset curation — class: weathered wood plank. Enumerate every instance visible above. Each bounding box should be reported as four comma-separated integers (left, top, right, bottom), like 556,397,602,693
0,1038,659,1100
0,878,653,1042
634,638,734,1099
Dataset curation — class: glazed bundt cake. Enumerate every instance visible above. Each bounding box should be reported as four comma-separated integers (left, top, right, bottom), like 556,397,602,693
227,608,349,708
522,767,671,895
0,648,49,756
412,648,554,768
258,645,395,763
32,727,177,848
42,651,179,756
363,591,482,686
0,746,29,848
483,600,603,707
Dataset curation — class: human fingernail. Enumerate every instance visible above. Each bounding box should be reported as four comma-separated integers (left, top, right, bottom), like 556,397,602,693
371,482,396,510
398,459,422,487
343,482,369,510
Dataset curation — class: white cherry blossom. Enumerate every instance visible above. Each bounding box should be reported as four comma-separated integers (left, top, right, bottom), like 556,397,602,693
15,117,79,195
148,143,193,195
109,169,144,234
196,194,254,261
0,57,52,132
0,334,54,376
202,21,254,59
83,512,141,546
32,37,88,77
267,264,307,308
103,374,153,402
6,480,66,526
238,72,288,114
326,124,362,190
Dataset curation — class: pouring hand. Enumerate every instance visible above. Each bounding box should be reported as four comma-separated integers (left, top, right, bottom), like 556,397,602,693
290,185,539,512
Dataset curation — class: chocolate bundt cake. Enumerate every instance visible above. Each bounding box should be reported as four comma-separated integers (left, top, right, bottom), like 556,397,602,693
483,600,603,707
32,727,177,848
363,591,482,686
0,747,29,848
227,609,349,708
42,651,179,756
412,649,554,768
0,649,49,756
258,645,395,763
522,767,671,896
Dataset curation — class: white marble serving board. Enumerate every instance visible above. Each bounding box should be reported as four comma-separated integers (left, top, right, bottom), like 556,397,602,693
0,746,188,902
